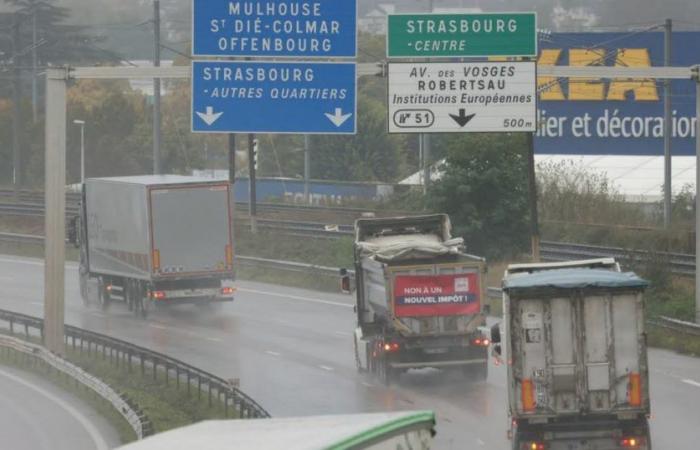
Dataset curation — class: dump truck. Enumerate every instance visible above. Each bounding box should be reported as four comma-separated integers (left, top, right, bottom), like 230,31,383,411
70,176,235,317
493,259,652,450
351,214,490,384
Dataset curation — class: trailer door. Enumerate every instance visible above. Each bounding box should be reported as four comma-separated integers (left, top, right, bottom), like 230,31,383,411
150,185,232,276
581,294,615,412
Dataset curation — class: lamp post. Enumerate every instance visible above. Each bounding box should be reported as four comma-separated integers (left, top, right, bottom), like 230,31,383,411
73,120,85,183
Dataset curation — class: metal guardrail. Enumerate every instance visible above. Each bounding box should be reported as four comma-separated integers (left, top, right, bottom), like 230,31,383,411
0,309,271,421
0,333,151,439
541,241,695,276
650,315,700,337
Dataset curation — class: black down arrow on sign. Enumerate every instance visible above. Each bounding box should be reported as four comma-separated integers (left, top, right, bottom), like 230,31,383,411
449,109,476,127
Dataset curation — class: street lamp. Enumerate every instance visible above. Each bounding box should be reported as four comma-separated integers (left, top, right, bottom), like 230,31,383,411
73,120,85,183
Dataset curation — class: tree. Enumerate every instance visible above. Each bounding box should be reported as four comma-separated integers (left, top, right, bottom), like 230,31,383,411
428,133,530,259
310,96,408,182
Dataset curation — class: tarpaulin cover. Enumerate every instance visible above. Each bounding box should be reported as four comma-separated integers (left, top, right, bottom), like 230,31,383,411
504,268,649,292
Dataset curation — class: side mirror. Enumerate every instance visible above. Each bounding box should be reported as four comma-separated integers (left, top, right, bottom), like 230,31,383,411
490,323,501,344
492,344,502,358
340,268,351,294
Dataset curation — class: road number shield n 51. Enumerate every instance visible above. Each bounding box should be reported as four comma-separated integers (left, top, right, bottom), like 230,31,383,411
388,61,537,134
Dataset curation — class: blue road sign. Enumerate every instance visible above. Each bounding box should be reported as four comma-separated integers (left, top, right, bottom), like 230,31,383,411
192,0,357,58
191,61,357,134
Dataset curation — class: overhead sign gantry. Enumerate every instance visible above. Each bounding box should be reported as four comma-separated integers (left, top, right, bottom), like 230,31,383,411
191,0,358,134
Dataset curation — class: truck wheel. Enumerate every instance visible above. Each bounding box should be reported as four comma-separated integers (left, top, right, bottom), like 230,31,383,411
126,281,134,312
98,279,110,311
139,285,151,319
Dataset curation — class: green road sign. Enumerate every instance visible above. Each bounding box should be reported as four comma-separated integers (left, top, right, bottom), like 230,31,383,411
387,12,537,58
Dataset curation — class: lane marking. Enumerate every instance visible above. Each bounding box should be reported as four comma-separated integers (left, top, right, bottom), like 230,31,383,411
333,331,352,337
0,367,110,450
149,324,169,330
265,351,281,357
319,365,335,372
205,337,222,343
90,312,107,318
477,438,486,446
238,288,352,309
682,379,700,388
361,381,375,388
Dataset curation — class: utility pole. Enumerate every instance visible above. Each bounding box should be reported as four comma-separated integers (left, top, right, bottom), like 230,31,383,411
31,2,38,123
664,19,673,229
248,134,257,233
420,0,434,194
44,68,67,355
11,14,22,195
694,66,700,324
152,0,162,174
304,135,311,203
228,134,236,261
527,132,540,262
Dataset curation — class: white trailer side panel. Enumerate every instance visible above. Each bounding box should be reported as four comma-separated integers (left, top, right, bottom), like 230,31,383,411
85,179,151,280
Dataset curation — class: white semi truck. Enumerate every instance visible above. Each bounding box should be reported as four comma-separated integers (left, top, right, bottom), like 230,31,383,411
493,259,652,450
70,176,235,317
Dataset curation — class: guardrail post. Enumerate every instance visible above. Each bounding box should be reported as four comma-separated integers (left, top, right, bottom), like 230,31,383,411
208,382,212,406
175,367,179,389
164,363,168,386
140,353,145,375
153,359,157,380
187,370,191,394
197,376,201,400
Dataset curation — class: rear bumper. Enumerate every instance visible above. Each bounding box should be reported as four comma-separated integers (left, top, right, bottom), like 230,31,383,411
386,339,489,369
389,358,486,369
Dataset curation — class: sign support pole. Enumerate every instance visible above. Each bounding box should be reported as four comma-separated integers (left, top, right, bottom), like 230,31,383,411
694,66,700,324
664,19,673,229
527,132,540,262
304,135,311,204
44,68,67,355
152,0,162,174
248,133,257,234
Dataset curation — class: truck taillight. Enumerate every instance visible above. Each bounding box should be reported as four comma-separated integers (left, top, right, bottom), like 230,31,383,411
521,379,536,412
628,373,642,407
152,290,166,300
153,249,161,271
621,437,643,448
221,286,235,296
383,342,400,352
521,442,545,450
225,245,233,267
473,338,490,347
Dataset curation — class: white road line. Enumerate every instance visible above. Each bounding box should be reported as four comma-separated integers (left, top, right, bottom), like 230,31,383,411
238,288,352,308
265,351,281,357
333,331,352,337
0,367,109,450
361,381,375,388
319,365,335,372
682,379,700,388
90,312,107,318
476,438,486,446
149,324,169,330
205,337,222,343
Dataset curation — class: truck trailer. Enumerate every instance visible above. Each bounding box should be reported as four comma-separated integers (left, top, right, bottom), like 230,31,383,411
352,215,490,384
494,259,652,450
71,176,235,317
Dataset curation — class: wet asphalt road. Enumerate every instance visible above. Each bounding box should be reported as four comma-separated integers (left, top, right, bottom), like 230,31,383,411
0,254,699,449
0,364,120,450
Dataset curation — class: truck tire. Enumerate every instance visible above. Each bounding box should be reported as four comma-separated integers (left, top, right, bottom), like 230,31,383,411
98,278,110,311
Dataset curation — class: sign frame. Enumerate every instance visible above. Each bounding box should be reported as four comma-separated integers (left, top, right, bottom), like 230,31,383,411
386,61,538,134
386,11,537,59
190,60,358,135
191,0,359,59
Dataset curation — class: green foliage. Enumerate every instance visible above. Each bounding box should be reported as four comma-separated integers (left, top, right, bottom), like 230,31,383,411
427,133,530,259
310,95,408,182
